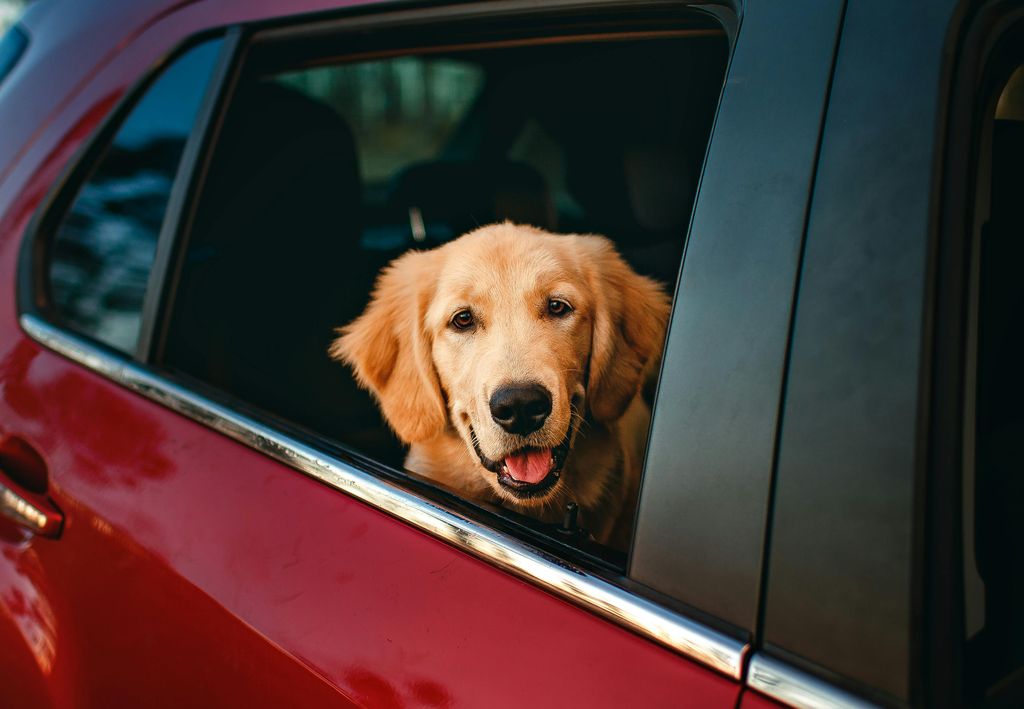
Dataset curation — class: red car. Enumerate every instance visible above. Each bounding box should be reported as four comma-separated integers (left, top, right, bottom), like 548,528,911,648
0,0,1021,706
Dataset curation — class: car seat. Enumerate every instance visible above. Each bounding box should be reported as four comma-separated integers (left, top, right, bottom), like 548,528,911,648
164,80,402,464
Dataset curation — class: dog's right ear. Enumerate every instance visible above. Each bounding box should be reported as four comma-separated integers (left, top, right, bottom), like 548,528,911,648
329,250,447,444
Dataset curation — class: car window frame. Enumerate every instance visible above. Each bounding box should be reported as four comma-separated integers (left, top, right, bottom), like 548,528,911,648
14,0,786,686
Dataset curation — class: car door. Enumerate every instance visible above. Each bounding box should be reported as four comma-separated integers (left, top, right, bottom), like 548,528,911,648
740,1,975,707
0,0,840,706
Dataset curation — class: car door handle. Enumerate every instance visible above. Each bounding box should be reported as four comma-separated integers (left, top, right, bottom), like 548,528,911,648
0,473,63,538
0,437,63,539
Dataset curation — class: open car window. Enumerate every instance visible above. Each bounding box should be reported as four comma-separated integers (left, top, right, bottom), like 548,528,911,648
156,29,726,568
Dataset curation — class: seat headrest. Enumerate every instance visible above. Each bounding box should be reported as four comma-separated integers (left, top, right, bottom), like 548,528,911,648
388,159,555,241
197,80,362,258
992,120,1024,223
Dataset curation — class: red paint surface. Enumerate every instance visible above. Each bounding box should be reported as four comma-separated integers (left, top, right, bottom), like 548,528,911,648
0,1,742,706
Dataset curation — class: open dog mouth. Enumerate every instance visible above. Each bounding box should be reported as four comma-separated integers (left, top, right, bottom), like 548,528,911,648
469,423,574,500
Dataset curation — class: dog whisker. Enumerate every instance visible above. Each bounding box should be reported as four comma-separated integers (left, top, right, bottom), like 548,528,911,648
568,404,591,440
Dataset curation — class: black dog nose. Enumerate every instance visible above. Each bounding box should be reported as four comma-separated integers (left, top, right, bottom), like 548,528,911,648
489,384,552,435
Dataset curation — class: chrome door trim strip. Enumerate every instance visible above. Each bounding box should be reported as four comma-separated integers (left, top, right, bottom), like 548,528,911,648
747,654,878,709
21,313,747,679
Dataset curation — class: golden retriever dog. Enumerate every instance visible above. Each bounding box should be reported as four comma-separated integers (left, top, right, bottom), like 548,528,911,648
331,223,669,550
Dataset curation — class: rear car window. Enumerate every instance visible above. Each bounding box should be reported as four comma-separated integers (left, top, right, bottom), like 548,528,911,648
158,32,726,565
45,39,221,353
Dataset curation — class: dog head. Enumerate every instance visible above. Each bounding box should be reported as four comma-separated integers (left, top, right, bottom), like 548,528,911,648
331,223,670,508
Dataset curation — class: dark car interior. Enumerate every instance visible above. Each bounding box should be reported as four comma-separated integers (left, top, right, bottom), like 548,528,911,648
964,49,1024,704
971,116,1024,705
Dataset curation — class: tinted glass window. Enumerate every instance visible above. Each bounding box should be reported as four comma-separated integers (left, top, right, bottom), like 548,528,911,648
163,34,726,566
46,40,221,353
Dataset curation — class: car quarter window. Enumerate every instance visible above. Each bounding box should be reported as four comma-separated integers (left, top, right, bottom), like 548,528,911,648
156,22,727,569
43,39,223,354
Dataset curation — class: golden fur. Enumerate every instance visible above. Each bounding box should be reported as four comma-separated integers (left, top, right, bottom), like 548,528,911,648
331,223,670,550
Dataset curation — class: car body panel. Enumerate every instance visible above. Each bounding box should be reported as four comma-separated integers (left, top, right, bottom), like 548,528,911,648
762,0,960,702
0,333,742,706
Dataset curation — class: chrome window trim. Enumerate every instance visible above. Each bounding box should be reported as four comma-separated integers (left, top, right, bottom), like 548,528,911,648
747,654,878,709
20,312,747,679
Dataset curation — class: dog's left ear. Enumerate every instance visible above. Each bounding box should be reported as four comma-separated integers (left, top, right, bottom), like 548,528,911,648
582,236,671,423
329,249,448,443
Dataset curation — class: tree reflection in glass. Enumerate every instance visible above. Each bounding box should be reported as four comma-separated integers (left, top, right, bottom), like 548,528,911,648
48,40,222,353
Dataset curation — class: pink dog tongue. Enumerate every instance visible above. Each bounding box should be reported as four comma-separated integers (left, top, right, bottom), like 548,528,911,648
504,449,553,484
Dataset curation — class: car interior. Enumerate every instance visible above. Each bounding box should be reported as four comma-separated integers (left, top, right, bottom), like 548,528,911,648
969,60,1024,705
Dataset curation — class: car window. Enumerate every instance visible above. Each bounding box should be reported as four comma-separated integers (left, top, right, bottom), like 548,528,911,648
965,54,1024,707
158,29,727,567
44,39,222,354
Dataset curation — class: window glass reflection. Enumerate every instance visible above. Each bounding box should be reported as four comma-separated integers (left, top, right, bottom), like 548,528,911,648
48,39,221,353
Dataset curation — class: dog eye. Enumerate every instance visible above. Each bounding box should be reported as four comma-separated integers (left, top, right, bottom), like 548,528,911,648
451,310,475,330
547,299,572,317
